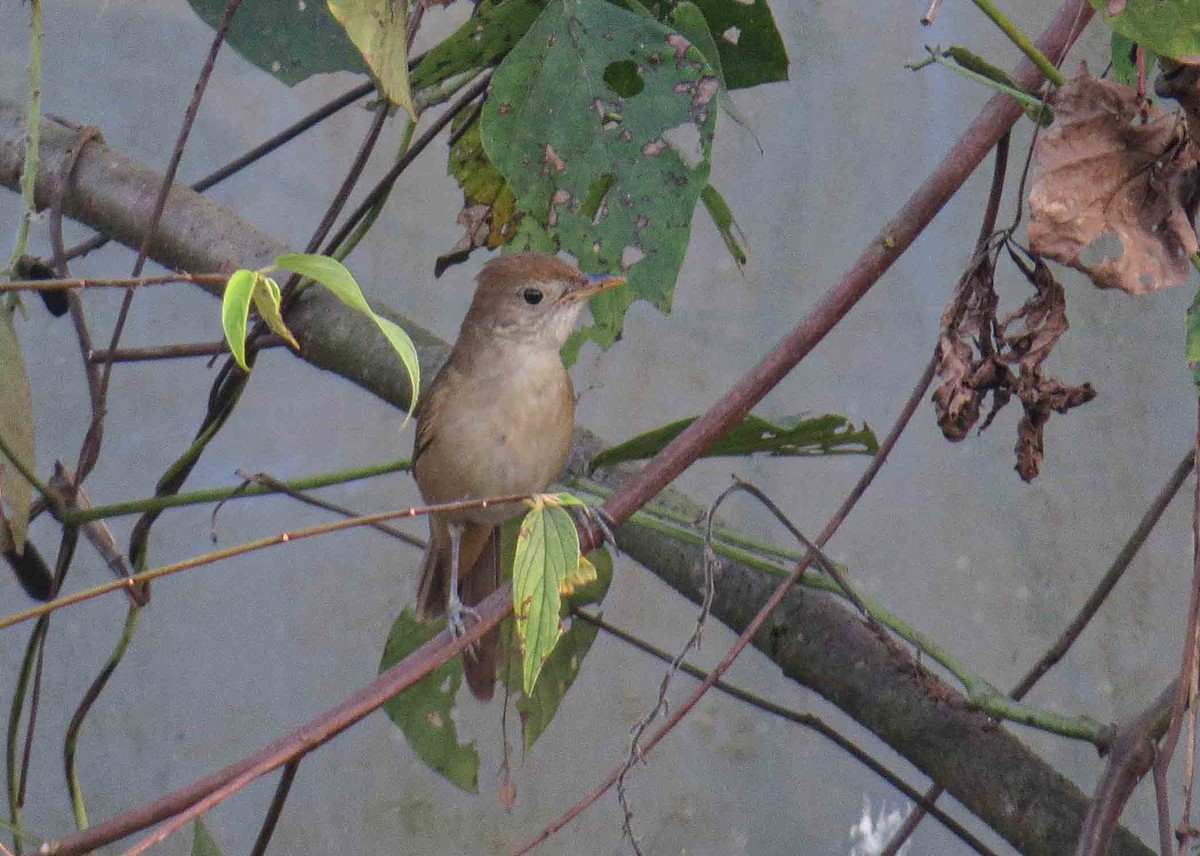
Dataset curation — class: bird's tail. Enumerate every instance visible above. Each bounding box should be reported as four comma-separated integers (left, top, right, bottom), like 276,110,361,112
416,520,501,701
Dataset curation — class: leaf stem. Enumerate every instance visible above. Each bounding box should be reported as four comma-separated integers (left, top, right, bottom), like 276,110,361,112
970,0,1067,86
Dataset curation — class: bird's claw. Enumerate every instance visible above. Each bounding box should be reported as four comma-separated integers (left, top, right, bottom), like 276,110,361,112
573,504,620,554
446,596,481,639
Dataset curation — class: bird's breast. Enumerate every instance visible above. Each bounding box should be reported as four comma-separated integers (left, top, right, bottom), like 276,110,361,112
415,348,575,525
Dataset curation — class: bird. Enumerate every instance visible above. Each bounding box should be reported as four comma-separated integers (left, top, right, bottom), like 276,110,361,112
412,252,626,700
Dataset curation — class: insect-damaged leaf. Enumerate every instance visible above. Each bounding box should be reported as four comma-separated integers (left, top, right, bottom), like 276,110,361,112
589,413,877,471
482,0,718,353
1028,72,1200,295
1091,0,1200,65
0,299,34,556
380,609,480,792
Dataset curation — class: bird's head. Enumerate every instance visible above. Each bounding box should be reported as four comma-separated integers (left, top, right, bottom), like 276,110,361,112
461,253,627,350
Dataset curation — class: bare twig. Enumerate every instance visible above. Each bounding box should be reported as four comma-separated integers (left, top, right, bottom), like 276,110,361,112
88,337,283,364
0,493,531,631
82,0,243,485
229,470,426,550
1075,683,1177,856
577,610,1001,856
1155,404,1200,853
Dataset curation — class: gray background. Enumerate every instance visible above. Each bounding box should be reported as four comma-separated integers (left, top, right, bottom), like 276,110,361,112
0,2,1192,854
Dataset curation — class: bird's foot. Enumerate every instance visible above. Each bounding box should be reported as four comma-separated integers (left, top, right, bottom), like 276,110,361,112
573,504,620,554
446,595,481,639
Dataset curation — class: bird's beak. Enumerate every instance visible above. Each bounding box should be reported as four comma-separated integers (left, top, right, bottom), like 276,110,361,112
561,272,627,304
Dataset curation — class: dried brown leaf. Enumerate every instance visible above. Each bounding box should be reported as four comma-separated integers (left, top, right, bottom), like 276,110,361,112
933,246,1095,480
1028,71,1199,295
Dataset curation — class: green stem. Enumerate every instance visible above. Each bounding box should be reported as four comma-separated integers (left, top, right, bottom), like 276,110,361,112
64,604,141,831
5,0,43,281
61,458,411,525
930,53,1051,116
970,0,1067,87
569,482,1104,743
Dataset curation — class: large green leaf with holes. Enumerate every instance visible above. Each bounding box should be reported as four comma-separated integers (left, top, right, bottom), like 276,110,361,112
482,0,717,354
1091,0,1200,63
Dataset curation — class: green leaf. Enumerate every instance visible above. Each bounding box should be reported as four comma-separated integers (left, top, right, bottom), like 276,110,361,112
590,413,879,471
275,253,365,308
1110,32,1158,88
512,500,580,693
688,0,788,90
1091,0,1200,64
185,0,367,85
0,299,34,555
483,0,718,351
250,276,301,352
410,0,546,93
275,253,420,412
380,610,480,792
220,269,257,372
700,184,746,265
191,820,225,856
1187,287,1200,387
327,0,417,118
515,616,599,748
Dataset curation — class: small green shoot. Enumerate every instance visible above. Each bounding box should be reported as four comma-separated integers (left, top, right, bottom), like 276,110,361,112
221,254,420,418
220,268,300,371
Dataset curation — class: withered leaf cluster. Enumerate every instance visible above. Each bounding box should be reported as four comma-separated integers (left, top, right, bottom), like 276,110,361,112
1028,71,1200,295
933,250,1095,481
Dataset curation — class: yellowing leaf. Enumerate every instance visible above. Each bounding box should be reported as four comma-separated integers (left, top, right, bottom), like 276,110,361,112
250,276,301,351
327,0,416,119
512,502,579,693
559,553,597,598
0,299,34,554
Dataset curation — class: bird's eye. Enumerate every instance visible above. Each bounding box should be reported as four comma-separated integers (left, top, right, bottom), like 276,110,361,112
522,287,544,305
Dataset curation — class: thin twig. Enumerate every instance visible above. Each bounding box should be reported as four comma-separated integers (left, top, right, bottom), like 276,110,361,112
513,345,939,855
228,470,426,550
58,81,375,263
1156,403,1200,852
88,337,283,365
0,273,226,292
882,450,1195,855
82,0,243,486
322,72,493,256
576,610,1001,856
0,493,532,631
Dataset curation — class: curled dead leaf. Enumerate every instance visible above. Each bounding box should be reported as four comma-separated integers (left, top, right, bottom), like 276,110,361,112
933,246,1095,481
1028,70,1199,295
